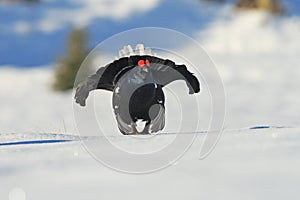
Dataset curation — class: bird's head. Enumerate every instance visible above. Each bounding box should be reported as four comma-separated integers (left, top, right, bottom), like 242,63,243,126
136,59,151,79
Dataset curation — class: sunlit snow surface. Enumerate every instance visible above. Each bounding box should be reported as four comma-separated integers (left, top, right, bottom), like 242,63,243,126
0,128,300,200
1,2,300,200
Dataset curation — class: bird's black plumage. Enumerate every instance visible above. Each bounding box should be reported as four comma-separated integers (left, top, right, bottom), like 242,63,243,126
75,55,200,134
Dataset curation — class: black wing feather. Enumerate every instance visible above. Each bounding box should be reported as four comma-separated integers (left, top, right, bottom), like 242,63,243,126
75,57,134,106
148,57,200,94
75,55,200,106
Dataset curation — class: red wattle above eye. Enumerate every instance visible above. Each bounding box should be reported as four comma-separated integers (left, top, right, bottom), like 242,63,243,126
145,59,150,66
138,60,145,67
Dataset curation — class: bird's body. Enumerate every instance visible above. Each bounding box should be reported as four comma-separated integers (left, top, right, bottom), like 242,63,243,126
128,83,164,122
112,66,165,134
75,53,200,135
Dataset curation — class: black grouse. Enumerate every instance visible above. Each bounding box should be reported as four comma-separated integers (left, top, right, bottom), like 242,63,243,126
75,55,200,135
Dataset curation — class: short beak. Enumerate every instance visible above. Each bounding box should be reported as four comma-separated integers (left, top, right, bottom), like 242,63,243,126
142,66,149,73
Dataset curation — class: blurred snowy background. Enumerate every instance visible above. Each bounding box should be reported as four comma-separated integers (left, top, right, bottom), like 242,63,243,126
1,0,300,199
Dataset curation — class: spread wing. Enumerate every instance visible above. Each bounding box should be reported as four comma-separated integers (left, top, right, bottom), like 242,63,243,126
145,56,200,94
75,57,136,106
74,55,200,106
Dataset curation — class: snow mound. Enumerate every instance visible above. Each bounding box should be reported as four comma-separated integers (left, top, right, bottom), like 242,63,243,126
200,10,300,55
0,67,77,134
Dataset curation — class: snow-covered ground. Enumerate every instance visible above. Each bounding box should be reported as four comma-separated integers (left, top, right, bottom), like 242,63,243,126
1,127,300,200
1,1,300,199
